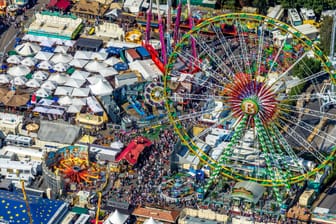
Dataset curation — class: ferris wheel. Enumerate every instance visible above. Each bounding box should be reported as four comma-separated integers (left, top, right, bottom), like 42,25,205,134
163,13,336,205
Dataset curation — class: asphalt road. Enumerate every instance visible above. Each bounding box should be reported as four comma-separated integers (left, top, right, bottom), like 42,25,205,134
0,0,48,57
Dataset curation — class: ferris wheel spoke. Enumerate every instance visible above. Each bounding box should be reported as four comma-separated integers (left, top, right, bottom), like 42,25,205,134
235,19,252,74
270,123,307,173
209,23,243,74
168,93,227,101
254,116,286,203
267,34,290,77
170,108,223,123
278,103,336,120
189,32,235,77
256,24,265,76
277,119,326,163
204,114,248,192
280,113,336,147
270,52,308,88
174,50,230,84
278,93,331,101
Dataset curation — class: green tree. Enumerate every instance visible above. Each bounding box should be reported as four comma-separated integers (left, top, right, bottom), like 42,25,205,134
252,0,268,14
319,16,334,56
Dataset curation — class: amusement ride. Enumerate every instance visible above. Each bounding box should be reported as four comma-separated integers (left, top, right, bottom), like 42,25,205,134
159,12,336,209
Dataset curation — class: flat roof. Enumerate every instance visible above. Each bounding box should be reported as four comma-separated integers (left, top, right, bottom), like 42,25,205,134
76,38,103,50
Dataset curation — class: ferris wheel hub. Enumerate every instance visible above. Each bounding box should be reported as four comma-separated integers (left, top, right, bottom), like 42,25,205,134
241,98,259,115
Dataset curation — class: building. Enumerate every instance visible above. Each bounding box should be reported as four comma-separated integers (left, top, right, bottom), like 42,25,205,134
132,207,180,224
75,38,104,52
36,120,81,150
71,0,109,19
28,11,83,40
0,145,44,162
267,5,284,20
0,112,23,135
5,134,33,147
115,73,139,88
129,59,163,81
179,208,228,224
288,8,302,26
0,158,41,186
95,22,125,41
0,190,69,223
125,48,142,63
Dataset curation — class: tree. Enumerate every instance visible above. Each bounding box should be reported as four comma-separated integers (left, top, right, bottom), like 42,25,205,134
319,16,334,56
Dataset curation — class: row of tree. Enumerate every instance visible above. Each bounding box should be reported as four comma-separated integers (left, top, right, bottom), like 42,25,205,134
222,0,336,15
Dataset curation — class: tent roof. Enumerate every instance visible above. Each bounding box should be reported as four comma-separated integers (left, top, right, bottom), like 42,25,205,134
86,75,103,84
7,65,31,77
71,70,90,80
49,73,69,84
33,71,49,80
104,57,121,66
105,210,129,224
54,86,74,96
74,51,92,60
21,57,38,67
13,76,28,86
69,58,89,68
41,80,57,90
89,79,113,96
51,53,73,64
0,74,12,84
35,88,51,98
37,60,54,70
85,60,107,72
67,104,82,113
34,51,54,61
53,62,70,72
72,97,86,105
91,52,108,61
144,217,160,224
6,55,23,64
64,78,85,88
58,95,73,105
15,42,41,56
71,88,90,97
55,0,71,10
54,45,69,53
25,79,41,88
98,67,118,77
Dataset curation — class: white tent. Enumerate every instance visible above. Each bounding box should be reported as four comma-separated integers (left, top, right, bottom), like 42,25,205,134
67,104,82,113
86,75,104,84
69,58,88,68
41,80,57,90
54,45,69,54
53,63,70,72
104,57,121,66
34,51,54,61
103,210,129,224
6,55,23,64
0,74,12,84
15,42,41,56
144,217,160,224
54,86,73,96
37,60,54,70
89,79,113,96
51,53,73,64
13,76,28,86
64,40,75,47
25,79,41,88
64,78,85,88
49,73,69,84
21,57,38,67
7,65,31,77
85,61,107,72
91,52,108,61
72,97,86,105
71,88,90,97
40,39,55,47
35,88,51,98
33,71,49,80
22,34,35,41
58,96,73,105
74,51,92,60
99,67,118,77
71,70,90,80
